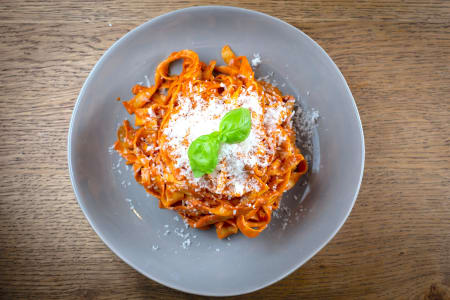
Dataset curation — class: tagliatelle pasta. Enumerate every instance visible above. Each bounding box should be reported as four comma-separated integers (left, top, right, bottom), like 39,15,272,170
114,46,307,239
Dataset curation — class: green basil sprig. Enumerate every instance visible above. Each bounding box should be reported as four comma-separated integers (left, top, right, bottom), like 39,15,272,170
188,108,252,177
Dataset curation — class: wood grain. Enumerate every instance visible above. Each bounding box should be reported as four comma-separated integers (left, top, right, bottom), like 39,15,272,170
0,1,449,299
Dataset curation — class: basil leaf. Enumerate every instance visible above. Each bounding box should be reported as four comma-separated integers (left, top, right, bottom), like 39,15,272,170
188,132,221,178
187,108,252,177
219,108,252,144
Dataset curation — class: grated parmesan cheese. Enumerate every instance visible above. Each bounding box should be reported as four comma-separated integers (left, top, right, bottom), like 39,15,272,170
159,77,301,197
144,75,151,87
162,86,275,196
251,53,262,68
182,239,191,249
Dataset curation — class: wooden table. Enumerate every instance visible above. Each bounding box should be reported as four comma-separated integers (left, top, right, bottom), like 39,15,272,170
1,1,449,299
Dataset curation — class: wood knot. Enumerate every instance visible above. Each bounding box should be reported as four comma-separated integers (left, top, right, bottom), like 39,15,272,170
421,283,450,300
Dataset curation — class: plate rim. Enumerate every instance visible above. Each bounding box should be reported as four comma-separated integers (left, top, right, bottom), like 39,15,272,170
68,5,365,296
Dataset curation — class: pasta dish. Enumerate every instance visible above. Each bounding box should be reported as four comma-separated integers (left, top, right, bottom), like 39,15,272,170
114,46,307,239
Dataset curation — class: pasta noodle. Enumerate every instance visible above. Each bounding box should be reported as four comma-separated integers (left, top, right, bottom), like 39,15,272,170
114,46,307,239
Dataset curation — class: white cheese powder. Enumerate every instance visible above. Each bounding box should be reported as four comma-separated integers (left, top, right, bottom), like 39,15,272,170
251,53,262,68
162,84,288,196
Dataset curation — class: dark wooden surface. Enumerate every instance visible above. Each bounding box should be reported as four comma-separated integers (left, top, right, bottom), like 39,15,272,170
0,1,449,299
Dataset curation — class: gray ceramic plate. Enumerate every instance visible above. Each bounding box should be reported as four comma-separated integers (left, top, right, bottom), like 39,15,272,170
68,6,364,296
